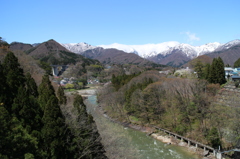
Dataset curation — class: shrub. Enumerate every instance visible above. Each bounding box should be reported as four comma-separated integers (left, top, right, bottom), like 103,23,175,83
235,81,239,88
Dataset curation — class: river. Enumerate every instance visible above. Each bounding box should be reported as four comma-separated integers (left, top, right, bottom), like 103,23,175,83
85,95,200,159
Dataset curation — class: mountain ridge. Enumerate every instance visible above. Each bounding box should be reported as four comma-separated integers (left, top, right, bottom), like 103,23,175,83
61,39,240,67
61,40,240,58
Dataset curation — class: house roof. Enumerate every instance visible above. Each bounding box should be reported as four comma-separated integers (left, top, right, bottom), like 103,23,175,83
231,75,240,79
225,67,234,71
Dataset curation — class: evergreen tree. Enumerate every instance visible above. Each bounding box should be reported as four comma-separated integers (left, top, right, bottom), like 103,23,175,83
234,58,240,68
12,86,43,132
0,52,107,158
2,52,25,110
209,58,217,84
208,57,226,85
57,86,67,105
0,104,12,156
225,64,231,67
39,76,82,158
194,60,204,79
204,63,211,82
0,104,38,158
73,94,86,116
216,57,226,85
25,72,38,97
38,74,55,110
41,95,67,158
12,86,29,118
0,62,8,106
9,117,38,158
206,127,221,148
73,95,107,158
24,73,43,131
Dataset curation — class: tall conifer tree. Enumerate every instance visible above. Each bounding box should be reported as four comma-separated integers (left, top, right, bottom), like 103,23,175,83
204,63,211,82
39,75,81,158
25,72,38,97
12,86,43,132
208,57,226,85
0,62,7,106
38,74,55,110
57,86,67,105
216,57,226,85
73,94,107,158
2,52,25,110
42,95,66,158
0,104,12,157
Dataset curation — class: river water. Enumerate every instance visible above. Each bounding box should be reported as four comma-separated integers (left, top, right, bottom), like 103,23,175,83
85,95,200,159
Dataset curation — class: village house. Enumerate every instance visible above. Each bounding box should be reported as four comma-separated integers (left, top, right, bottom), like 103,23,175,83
224,67,240,81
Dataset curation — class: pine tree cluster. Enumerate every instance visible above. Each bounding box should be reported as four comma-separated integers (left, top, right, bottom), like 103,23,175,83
194,57,226,85
205,57,226,85
0,52,107,159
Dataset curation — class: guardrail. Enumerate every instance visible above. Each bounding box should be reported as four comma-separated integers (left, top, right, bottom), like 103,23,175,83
152,125,215,151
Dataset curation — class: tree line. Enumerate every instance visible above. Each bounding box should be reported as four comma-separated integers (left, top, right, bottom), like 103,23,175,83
194,57,226,85
97,66,240,149
0,51,107,158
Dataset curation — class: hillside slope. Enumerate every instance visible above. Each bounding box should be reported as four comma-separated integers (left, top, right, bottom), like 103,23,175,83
10,42,33,51
82,47,164,67
25,39,99,65
206,44,240,66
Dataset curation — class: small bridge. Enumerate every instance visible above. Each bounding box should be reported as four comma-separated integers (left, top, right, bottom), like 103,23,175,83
152,125,239,159
51,65,68,76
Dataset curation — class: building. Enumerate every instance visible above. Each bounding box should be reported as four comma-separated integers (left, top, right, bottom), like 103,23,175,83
231,75,240,82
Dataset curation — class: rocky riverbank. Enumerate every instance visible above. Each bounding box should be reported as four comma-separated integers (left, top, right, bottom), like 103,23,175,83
150,132,216,159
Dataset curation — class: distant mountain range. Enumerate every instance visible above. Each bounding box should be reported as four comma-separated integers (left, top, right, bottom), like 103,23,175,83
10,40,100,66
10,40,162,68
9,39,240,68
61,40,240,67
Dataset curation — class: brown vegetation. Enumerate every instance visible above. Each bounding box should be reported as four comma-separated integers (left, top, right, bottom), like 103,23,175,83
97,70,240,149
10,42,33,52
184,55,213,68
82,48,164,68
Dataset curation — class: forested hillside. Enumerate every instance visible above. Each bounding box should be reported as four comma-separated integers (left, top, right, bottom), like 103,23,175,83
0,51,107,158
97,70,240,149
24,39,99,66
81,47,164,68
8,39,104,82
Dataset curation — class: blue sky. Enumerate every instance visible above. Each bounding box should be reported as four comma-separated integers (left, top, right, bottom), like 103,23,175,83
1,0,240,46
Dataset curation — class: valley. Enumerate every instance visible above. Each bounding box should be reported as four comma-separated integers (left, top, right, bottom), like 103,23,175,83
1,37,240,158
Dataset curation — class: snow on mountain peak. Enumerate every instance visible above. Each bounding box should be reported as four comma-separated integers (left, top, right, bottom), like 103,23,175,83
195,42,222,56
61,42,96,53
61,40,239,60
223,39,240,49
98,41,180,58
98,41,222,58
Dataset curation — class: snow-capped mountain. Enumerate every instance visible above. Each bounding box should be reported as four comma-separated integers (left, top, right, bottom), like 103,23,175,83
61,40,240,60
61,39,240,67
215,39,240,51
98,41,180,58
99,42,223,59
61,42,96,53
